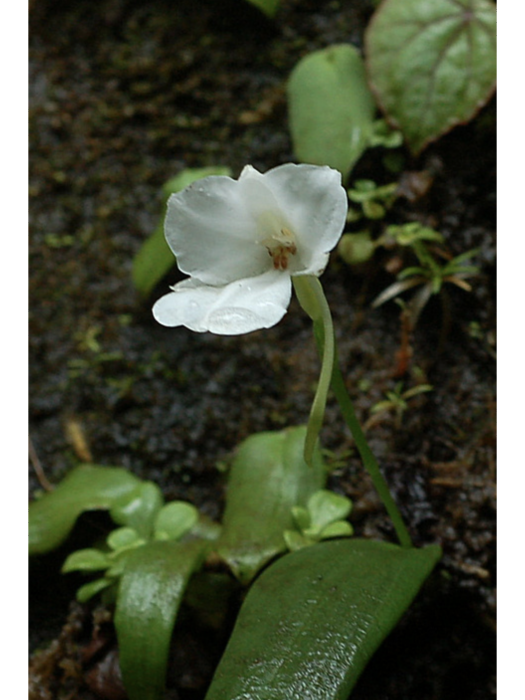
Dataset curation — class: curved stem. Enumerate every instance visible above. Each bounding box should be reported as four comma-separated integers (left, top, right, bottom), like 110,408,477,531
295,276,412,548
292,276,335,467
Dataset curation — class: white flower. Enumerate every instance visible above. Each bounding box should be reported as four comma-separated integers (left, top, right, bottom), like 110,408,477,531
152,163,348,335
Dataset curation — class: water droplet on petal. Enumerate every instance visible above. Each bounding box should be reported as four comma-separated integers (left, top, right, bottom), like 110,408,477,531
209,307,260,334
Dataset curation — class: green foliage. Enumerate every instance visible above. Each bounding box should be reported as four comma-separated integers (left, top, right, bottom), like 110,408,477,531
284,489,353,551
115,540,208,700
347,179,398,221
216,426,326,584
29,428,329,699
383,222,444,248
110,482,164,539
205,539,441,700
29,465,141,555
372,226,480,328
62,496,200,595
374,237,480,303
132,166,232,297
365,0,497,154
154,501,199,541
31,467,215,700
29,424,440,700
369,381,433,428
287,45,376,180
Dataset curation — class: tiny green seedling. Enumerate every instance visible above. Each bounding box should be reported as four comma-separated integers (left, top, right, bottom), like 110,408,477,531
284,489,353,551
62,492,200,603
347,179,398,222
365,381,433,431
338,180,399,266
372,223,480,329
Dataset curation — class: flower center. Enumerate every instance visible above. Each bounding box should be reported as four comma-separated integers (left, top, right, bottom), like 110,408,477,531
257,213,298,271
266,227,298,271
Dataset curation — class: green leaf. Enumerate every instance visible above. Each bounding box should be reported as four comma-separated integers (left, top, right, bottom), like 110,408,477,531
76,577,114,603
291,505,311,531
110,482,164,539
319,520,354,539
154,501,199,541
107,527,145,552
215,426,326,584
205,539,441,700
29,465,141,555
365,0,497,154
305,490,352,535
115,539,208,700
283,529,310,552
287,45,376,180
244,0,280,17
191,514,223,542
62,548,110,573
386,222,444,246
132,167,232,296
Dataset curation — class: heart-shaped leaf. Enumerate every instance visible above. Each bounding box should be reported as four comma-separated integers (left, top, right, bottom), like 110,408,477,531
365,0,496,154
205,538,441,700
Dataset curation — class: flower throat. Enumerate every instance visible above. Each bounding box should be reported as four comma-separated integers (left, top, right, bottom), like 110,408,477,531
257,212,298,271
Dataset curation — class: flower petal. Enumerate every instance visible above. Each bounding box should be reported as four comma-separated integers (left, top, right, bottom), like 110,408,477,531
262,164,348,276
165,174,271,285
152,270,292,335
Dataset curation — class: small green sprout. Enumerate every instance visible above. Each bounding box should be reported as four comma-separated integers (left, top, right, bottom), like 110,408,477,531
367,119,404,150
347,179,399,221
372,223,480,328
365,381,433,430
380,222,444,248
284,489,353,552
62,493,199,603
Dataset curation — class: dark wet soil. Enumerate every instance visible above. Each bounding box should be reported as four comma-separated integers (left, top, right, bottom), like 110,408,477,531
29,0,496,698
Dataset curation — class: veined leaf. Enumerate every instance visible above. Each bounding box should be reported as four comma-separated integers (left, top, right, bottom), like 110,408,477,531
115,539,208,700
288,45,376,180
29,465,141,555
365,0,496,154
216,426,325,584
205,538,441,700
